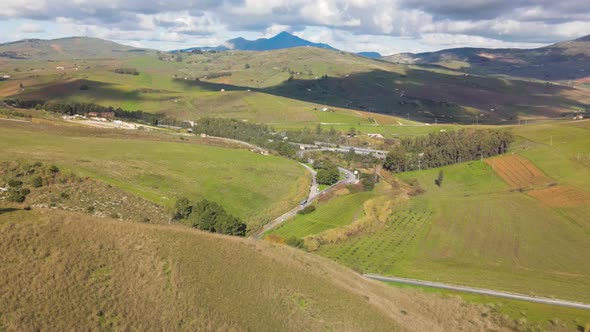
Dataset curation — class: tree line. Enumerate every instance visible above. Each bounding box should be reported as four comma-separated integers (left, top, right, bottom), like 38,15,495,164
383,129,513,173
114,68,139,75
4,99,186,126
173,198,246,236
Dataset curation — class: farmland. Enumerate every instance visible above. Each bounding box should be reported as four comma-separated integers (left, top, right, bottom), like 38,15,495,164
269,191,377,239
2,40,589,126
0,119,309,230
312,120,590,306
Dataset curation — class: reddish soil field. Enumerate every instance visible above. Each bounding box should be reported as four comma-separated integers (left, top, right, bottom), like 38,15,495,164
528,185,590,207
485,154,552,188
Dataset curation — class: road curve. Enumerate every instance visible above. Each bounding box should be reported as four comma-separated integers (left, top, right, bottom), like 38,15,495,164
251,164,357,239
364,273,590,310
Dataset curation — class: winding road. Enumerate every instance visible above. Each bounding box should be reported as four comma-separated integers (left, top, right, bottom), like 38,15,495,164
251,164,356,239
364,274,590,310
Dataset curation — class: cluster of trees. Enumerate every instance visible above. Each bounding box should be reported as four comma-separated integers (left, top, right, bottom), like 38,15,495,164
173,198,246,236
114,68,139,75
383,129,513,173
285,124,342,145
5,99,187,127
313,159,340,185
202,72,232,79
195,118,298,157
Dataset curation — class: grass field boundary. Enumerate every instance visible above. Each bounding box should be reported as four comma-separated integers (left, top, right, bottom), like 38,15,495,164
364,274,590,310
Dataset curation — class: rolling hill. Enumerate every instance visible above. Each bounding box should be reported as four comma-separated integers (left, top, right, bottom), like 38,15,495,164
382,35,590,81
0,37,155,60
0,35,588,126
0,207,523,331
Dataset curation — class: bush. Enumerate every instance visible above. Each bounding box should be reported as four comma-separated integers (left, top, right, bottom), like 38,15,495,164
20,188,31,196
360,173,376,191
285,236,305,249
7,191,26,203
297,205,316,215
316,167,339,185
173,197,192,220
32,176,43,188
86,206,95,213
8,179,23,188
49,165,60,173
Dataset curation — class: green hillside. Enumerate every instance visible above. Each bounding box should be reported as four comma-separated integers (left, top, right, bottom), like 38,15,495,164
1,40,588,125
0,37,154,60
0,119,309,230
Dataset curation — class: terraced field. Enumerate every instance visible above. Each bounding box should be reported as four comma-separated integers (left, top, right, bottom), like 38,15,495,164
318,208,432,274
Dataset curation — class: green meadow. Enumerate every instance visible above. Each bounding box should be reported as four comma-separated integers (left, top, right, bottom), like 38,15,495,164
0,120,309,229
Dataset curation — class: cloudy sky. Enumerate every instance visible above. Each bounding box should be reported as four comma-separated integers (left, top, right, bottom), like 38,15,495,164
0,0,588,55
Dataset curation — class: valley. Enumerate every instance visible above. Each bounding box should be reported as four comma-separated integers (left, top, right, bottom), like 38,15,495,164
1,31,589,331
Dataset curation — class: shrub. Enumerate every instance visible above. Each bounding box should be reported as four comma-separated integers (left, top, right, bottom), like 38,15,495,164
20,188,31,196
285,236,305,249
7,191,26,203
49,165,60,173
360,173,376,191
8,179,23,188
59,191,69,199
297,205,316,215
32,176,43,188
86,206,95,213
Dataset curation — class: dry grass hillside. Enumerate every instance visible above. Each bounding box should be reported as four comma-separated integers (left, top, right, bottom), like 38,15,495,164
0,207,524,331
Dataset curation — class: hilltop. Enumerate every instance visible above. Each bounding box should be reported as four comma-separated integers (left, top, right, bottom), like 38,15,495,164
0,207,522,331
174,31,381,58
0,37,155,60
382,34,590,81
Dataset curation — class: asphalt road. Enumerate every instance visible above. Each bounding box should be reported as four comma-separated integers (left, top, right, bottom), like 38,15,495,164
252,164,357,239
364,274,590,310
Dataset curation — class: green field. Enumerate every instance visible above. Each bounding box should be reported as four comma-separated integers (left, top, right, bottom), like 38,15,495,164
385,282,590,330
311,120,590,304
3,42,588,126
0,120,309,230
269,191,376,238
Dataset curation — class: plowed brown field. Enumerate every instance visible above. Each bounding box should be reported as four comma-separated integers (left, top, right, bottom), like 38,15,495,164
528,186,590,207
485,154,552,188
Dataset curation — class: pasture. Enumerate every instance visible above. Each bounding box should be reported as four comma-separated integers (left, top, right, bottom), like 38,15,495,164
0,120,309,230
268,191,376,239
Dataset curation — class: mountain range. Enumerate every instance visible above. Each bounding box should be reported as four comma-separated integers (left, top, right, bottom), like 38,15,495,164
382,34,590,80
173,31,382,58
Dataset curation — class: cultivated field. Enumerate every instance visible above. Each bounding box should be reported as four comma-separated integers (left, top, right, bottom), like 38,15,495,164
268,191,376,239
485,154,553,188
318,206,432,275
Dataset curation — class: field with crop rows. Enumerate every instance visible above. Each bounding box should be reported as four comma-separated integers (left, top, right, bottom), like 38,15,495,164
485,154,552,189
318,208,432,274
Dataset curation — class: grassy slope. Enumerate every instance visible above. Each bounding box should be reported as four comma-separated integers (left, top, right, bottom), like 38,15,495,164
3,46,587,126
0,208,517,331
269,191,376,238
0,120,309,229
314,120,590,304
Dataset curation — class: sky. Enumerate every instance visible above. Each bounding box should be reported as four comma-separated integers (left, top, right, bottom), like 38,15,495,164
0,0,588,55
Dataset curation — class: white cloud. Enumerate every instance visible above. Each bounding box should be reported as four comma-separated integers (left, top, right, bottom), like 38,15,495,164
18,22,45,33
0,0,588,53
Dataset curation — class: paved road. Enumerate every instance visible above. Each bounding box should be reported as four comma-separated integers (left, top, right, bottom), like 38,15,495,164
364,274,590,310
252,165,357,239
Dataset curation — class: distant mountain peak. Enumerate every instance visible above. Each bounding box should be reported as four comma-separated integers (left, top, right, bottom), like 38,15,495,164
173,32,380,58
